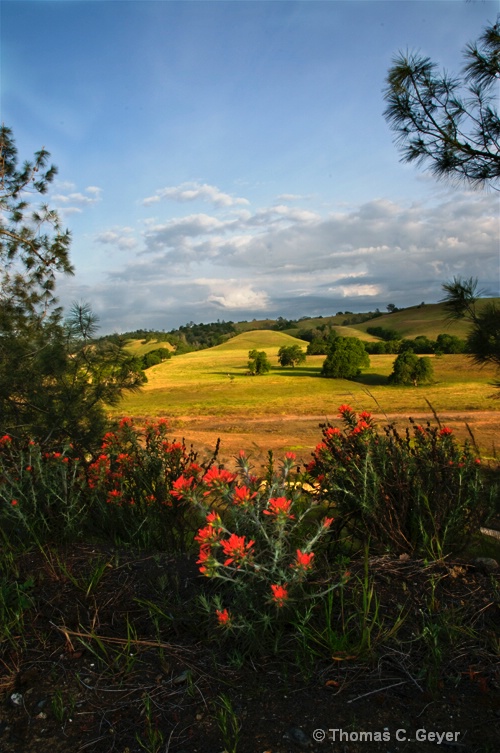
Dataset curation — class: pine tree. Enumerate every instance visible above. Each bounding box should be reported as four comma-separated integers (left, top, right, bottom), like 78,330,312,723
0,126,144,450
384,19,500,190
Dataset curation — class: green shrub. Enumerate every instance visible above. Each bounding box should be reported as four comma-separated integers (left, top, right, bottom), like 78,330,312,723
321,337,369,379
85,417,218,550
170,451,342,653
307,405,494,558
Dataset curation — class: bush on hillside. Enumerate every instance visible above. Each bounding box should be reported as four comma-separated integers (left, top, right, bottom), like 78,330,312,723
277,345,306,368
389,351,434,386
248,349,272,375
321,337,369,379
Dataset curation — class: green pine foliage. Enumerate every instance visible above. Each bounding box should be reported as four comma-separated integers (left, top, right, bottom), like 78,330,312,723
0,127,145,452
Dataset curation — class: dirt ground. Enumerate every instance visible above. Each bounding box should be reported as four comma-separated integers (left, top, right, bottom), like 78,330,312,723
1,409,499,753
1,545,499,753
166,411,500,470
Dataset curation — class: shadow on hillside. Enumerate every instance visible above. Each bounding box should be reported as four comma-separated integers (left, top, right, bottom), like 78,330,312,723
272,368,390,385
212,368,390,385
271,366,322,377
355,373,390,386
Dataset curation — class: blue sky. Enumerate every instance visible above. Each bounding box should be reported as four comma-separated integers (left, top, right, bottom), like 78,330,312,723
2,0,499,334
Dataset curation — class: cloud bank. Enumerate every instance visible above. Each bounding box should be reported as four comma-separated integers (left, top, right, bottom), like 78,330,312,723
58,182,499,333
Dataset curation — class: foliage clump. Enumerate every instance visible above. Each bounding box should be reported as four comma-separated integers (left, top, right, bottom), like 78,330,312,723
389,351,434,386
307,405,492,558
277,345,306,368
0,127,144,452
248,349,271,375
321,336,369,379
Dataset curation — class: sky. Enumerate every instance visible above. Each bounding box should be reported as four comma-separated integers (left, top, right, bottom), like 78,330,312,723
2,0,499,334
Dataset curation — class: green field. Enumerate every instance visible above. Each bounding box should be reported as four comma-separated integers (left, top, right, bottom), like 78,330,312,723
113,329,499,419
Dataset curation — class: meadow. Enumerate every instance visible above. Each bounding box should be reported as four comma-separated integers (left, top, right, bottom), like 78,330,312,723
112,328,500,466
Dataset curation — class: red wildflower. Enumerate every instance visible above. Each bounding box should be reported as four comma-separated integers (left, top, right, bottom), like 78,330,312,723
206,510,222,526
291,549,315,573
322,516,334,528
170,475,194,499
359,411,372,421
220,533,254,566
116,453,133,466
351,419,371,435
285,451,296,461
325,427,342,439
338,404,353,415
271,584,289,607
202,467,237,487
164,441,184,454
216,608,231,626
196,545,213,575
0,435,12,445
101,432,117,449
186,462,203,477
439,427,453,436
263,497,295,520
11,500,18,506
233,485,257,506
195,524,222,545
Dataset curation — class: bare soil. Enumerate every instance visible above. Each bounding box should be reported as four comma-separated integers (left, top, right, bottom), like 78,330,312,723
1,545,499,753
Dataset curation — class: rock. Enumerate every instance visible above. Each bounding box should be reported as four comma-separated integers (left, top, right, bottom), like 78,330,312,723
172,669,190,685
284,726,312,748
472,557,499,573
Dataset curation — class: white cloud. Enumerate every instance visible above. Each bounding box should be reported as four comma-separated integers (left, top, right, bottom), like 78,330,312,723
327,283,382,297
275,193,309,202
51,185,103,216
205,282,270,311
95,228,138,250
63,188,498,333
142,182,250,208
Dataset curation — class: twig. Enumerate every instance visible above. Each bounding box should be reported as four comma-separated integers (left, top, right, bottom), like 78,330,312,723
347,680,407,703
50,622,194,653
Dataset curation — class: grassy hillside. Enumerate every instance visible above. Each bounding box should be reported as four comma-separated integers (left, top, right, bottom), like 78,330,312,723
233,299,499,342
111,329,499,420
124,338,174,357
330,325,379,341
351,300,500,340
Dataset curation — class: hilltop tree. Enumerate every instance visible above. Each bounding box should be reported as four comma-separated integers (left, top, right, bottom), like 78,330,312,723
248,349,271,375
277,345,306,368
321,337,369,379
0,126,144,450
384,19,500,190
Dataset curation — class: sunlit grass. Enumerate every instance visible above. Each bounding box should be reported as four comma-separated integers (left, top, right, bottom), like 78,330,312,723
125,339,174,357
111,332,500,419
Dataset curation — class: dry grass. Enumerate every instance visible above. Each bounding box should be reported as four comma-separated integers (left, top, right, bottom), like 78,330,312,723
110,332,500,467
